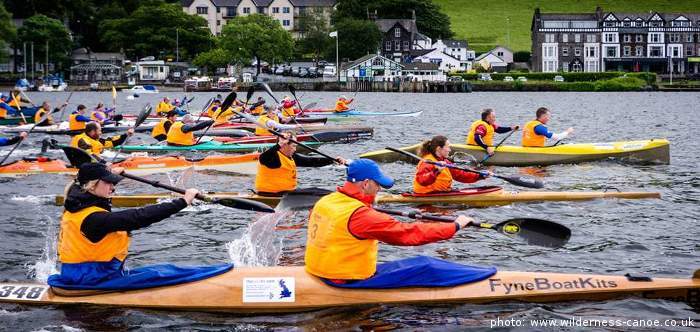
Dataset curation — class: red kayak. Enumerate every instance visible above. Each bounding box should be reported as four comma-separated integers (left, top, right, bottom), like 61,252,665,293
212,130,374,144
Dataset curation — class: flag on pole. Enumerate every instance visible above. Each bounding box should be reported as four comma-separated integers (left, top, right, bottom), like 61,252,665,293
329,31,338,37
112,85,117,110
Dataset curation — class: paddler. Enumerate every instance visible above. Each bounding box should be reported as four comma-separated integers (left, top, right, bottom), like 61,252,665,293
69,104,91,131
156,97,174,116
305,159,473,283
280,96,298,117
35,101,67,127
7,89,29,108
70,122,134,161
254,132,345,196
169,98,188,116
250,97,265,115
466,108,519,155
47,163,229,290
255,105,297,136
334,95,353,113
206,99,222,118
522,107,574,147
211,103,243,125
151,110,178,142
414,135,490,194
0,94,19,118
166,114,214,146
0,132,27,146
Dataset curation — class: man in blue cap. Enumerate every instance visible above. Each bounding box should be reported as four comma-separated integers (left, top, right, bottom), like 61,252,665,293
305,159,473,283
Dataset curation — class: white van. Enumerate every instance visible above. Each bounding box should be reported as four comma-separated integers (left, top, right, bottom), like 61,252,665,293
322,66,336,77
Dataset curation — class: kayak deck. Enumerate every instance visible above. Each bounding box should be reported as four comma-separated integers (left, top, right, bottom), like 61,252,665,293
54,187,661,208
360,139,670,166
0,267,697,313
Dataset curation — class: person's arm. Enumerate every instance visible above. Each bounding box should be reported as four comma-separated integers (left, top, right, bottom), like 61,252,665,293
163,121,172,133
182,120,214,133
533,124,554,138
494,125,513,134
99,133,128,148
348,207,458,246
448,167,482,183
292,152,335,167
415,161,440,186
266,119,296,131
76,115,91,122
258,144,282,168
80,199,188,243
0,136,21,146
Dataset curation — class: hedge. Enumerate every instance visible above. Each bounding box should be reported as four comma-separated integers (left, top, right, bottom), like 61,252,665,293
470,77,648,91
456,71,656,83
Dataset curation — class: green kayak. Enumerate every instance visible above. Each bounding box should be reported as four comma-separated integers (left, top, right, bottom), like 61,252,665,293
117,141,324,153
0,116,34,125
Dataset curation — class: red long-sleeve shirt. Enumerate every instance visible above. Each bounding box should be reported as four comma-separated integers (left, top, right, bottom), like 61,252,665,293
337,183,458,245
414,156,481,187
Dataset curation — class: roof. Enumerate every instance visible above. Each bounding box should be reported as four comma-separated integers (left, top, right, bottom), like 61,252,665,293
374,19,418,33
540,13,597,21
252,0,273,6
409,49,434,57
341,54,403,71
289,0,336,6
415,32,430,41
475,53,503,62
401,62,440,71
70,63,122,71
443,39,467,48
489,45,513,54
212,0,240,6
71,48,125,61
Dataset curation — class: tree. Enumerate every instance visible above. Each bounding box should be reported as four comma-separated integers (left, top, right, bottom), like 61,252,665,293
334,19,382,61
99,0,212,60
0,3,16,60
297,9,333,64
16,14,73,72
333,0,453,40
219,14,294,76
193,48,233,75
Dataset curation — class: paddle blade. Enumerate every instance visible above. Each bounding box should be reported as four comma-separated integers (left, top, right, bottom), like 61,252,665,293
260,83,279,103
288,84,297,98
496,174,544,189
60,145,96,167
302,102,317,111
220,91,237,112
277,188,333,210
212,197,275,213
134,104,152,127
491,218,570,248
245,85,255,104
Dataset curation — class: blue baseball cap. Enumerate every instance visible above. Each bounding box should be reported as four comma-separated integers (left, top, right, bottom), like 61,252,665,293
346,159,394,188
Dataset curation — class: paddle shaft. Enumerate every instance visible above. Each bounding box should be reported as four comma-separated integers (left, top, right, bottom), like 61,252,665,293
195,92,236,145
195,97,214,122
375,207,499,230
111,105,152,162
120,172,208,201
288,85,318,141
12,93,27,123
58,92,75,122
480,127,517,164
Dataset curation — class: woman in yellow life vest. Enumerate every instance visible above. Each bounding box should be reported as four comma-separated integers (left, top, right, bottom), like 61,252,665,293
156,97,174,116
70,122,133,160
254,106,297,136
522,107,574,147
249,97,266,115
305,159,474,283
151,110,177,142
34,101,66,126
466,109,519,155
46,163,223,290
334,95,353,113
166,115,214,146
206,100,222,118
414,135,490,194
254,132,344,195
69,105,91,131
280,96,298,117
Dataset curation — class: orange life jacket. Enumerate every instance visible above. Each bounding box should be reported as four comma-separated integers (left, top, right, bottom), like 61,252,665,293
69,113,87,131
166,121,195,146
255,114,280,136
466,120,495,146
413,154,454,194
254,150,297,193
522,120,546,147
151,118,172,138
58,206,130,264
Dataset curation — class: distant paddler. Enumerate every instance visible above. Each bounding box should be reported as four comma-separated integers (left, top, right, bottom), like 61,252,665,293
414,135,491,194
206,98,222,118
68,105,91,131
254,131,345,196
156,97,174,116
280,96,299,117
522,107,574,147
47,163,232,291
0,93,20,119
166,114,214,146
334,95,353,113
7,89,30,108
0,132,27,146
70,122,134,161
466,108,518,155
211,103,244,125
35,101,67,127
254,105,298,136
305,159,477,285
151,110,178,142
250,97,266,115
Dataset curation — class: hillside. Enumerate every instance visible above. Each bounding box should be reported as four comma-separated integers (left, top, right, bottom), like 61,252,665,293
434,0,700,53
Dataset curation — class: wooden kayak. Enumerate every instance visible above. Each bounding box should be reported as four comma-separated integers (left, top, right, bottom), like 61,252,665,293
0,153,259,177
54,186,661,208
360,139,670,166
0,267,697,313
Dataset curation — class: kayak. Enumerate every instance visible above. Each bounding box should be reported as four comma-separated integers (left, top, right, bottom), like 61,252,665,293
0,266,696,313
212,122,326,131
360,139,670,166
0,116,34,126
205,124,375,137
304,109,423,118
212,130,374,144
117,140,324,153
1,121,156,135
55,186,660,208
0,153,260,177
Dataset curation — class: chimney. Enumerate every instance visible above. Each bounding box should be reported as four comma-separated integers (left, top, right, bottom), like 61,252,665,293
411,10,416,20
595,6,603,20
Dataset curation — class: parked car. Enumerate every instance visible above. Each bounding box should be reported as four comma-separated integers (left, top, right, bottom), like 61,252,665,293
503,76,514,82
516,76,528,82
308,67,319,78
318,60,329,67
275,66,285,75
322,66,336,77
554,75,565,82
478,73,492,81
291,67,300,77
299,67,309,78
448,76,463,82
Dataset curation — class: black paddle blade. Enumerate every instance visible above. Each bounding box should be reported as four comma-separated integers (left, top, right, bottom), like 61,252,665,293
135,104,152,127
212,197,275,213
60,145,96,167
260,83,279,103
491,218,570,248
276,188,333,210
220,92,237,113
496,174,544,189
288,84,297,98
245,85,255,104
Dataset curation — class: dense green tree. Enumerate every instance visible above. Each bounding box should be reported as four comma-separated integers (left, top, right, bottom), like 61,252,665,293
333,0,453,40
334,18,382,61
0,2,16,60
16,14,72,71
219,14,293,76
192,48,233,75
297,10,333,64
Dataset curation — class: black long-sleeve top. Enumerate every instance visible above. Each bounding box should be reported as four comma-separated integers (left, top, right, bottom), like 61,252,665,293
259,143,335,168
63,184,188,243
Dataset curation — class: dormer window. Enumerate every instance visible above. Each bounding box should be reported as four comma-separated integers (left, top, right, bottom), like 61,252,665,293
394,28,401,38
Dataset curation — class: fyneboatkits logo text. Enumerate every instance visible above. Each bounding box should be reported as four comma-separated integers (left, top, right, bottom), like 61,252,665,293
489,277,618,295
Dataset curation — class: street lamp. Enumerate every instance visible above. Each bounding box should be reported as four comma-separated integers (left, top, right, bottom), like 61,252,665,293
329,30,338,83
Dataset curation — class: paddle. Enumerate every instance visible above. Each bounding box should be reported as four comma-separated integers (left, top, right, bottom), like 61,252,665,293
58,92,75,122
288,85,320,142
12,93,28,123
374,207,570,248
479,127,518,165
195,97,214,122
302,102,318,112
260,83,313,137
194,92,236,145
0,104,58,165
110,105,152,162
385,147,544,189
60,145,274,212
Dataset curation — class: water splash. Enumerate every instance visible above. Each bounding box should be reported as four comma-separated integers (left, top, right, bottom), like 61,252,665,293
227,211,292,267
27,213,59,282
10,194,52,204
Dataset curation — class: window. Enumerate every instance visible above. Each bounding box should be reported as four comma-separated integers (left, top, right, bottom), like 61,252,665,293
649,33,661,43
574,47,581,56
575,34,581,42
216,20,220,26
497,51,504,56
634,20,643,27
623,34,631,43
394,40,400,51
669,34,680,43
385,41,391,51
545,34,555,43
604,21,616,27
283,7,290,14
586,46,596,57
604,33,616,43
686,34,693,43
258,7,264,13
226,7,236,17
586,34,596,43
670,46,680,57
196,7,208,14
282,19,290,27
562,62,569,72
395,28,401,38
562,34,568,42
687,45,694,56
403,41,409,51
623,46,631,56
272,7,279,13
606,47,617,57
572,62,582,72
216,7,220,13
636,46,643,56
636,35,643,42
650,21,662,27
650,46,662,57
562,47,569,56
243,7,250,14
623,20,630,27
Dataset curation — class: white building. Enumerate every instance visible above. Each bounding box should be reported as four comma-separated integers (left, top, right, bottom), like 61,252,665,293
340,54,403,82
475,53,508,72
411,48,470,72
401,62,446,81
132,60,170,81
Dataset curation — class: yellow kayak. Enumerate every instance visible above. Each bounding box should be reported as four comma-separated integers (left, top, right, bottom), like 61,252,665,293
360,139,670,166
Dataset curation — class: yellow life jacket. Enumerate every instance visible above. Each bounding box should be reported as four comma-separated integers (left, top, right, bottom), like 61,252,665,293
69,113,87,131
466,120,495,146
255,114,280,136
213,106,240,124
334,99,350,112
151,118,172,138
34,107,53,125
0,106,6,118
522,120,546,147
166,121,194,146
70,133,106,155
207,104,219,118
58,206,130,264
413,154,454,194
254,150,297,193
282,105,296,117
305,191,377,280
8,97,21,108
157,101,173,115
251,104,264,115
